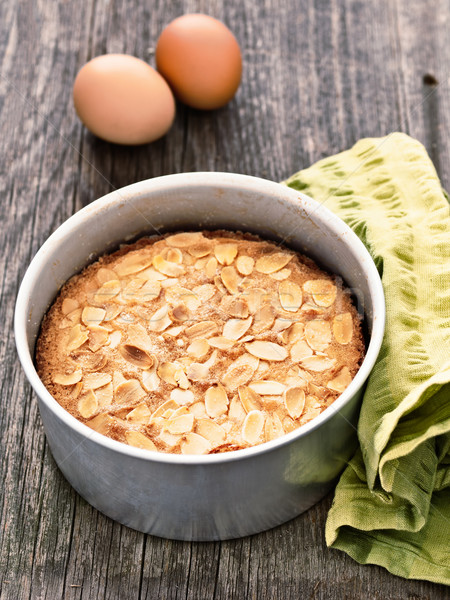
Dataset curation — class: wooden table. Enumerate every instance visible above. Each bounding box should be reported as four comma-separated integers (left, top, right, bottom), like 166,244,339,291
1,1,449,598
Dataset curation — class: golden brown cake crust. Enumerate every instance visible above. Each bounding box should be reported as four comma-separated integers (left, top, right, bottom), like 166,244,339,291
36,230,365,454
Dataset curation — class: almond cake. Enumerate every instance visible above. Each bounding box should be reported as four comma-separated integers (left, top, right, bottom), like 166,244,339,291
36,230,365,455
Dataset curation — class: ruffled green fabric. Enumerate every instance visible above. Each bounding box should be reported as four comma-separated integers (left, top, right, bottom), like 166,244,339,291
284,133,450,585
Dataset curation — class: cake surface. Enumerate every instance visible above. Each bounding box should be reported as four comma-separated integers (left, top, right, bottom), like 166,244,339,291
36,230,365,454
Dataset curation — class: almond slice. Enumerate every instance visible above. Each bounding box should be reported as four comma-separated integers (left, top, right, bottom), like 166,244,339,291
278,281,302,312
245,288,270,313
114,253,154,277
78,389,98,418
214,243,238,265
242,410,265,444
96,267,119,285
52,370,83,385
126,402,151,423
185,321,218,339
264,413,285,442
220,266,240,294
229,395,247,422
190,401,207,418
115,379,146,403
305,320,331,352
252,304,275,334
162,247,183,264
88,325,110,352
255,252,293,274
93,280,121,305
187,339,210,359
327,366,353,392
166,413,195,435
222,353,259,390
205,384,229,418
300,356,336,372
237,386,262,412
119,344,154,368
208,336,235,350
83,372,112,390
270,268,291,281
248,380,286,395
223,316,253,340
181,432,211,455
284,387,306,419
272,318,293,334
86,412,114,435
333,313,354,344
59,308,82,329
236,255,254,275
165,286,201,311
158,362,180,385
220,296,249,318
196,419,226,446
290,340,313,362
304,279,337,307
150,399,179,421
61,298,79,315
141,366,160,392
108,330,122,349
125,431,157,451
66,324,89,352
187,351,217,382
245,340,288,362
188,240,213,257
165,232,204,247
153,255,185,277
170,389,195,405
205,256,218,279
82,306,106,326
95,382,113,407
148,305,172,332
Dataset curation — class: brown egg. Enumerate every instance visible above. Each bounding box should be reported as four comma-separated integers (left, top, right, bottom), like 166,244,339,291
73,54,176,145
155,14,242,110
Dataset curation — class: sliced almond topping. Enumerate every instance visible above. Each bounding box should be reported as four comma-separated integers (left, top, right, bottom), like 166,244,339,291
103,304,121,322
205,384,229,418
78,389,98,418
300,356,336,372
165,232,204,247
187,339,210,359
214,275,227,294
108,330,122,349
95,382,113,407
305,320,331,352
70,381,82,398
160,278,179,289
170,388,195,405
220,266,240,294
205,256,218,279
59,308,82,329
150,399,179,421
166,413,194,435
327,366,353,392
229,395,247,422
333,313,354,344
222,353,259,390
278,281,302,312
162,247,183,264
245,340,288,362
82,306,106,326
114,252,154,277
153,255,185,277
185,321,218,339
270,268,291,281
188,240,213,258
113,370,127,389
272,318,293,333
93,280,121,305
193,284,216,303
223,316,253,340
194,257,209,271
141,366,160,392
61,298,79,315
242,410,265,444
175,368,190,389
119,344,154,368
208,336,235,350
220,296,249,318
187,351,217,382
115,379,146,403
169,304,190,322
136,266,167,282
255,252,293,274
290,340,313,362
125,431,157,451
196,419,226,445
165,286,201,311
67,324,89,352
181,432,211,455
236,255,254,275
282,415,298,433
237,386,262,412
158,429,182,449
190,401,207,418
248,380,286,395
86,412,114,435
126,402,151,423
88,325,110,352
83,372,112,390
245,288,269,313
96,267,119,285
264,413,285,442
52,370,83,385
157,362,179,385
148,305,172,332
284,387,306,419
283,322,305,344
304,279,337,307
252,304,275,334
165,326,185,338
214,243,238,265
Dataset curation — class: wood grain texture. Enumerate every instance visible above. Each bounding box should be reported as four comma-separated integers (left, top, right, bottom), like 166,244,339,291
1,1,449,599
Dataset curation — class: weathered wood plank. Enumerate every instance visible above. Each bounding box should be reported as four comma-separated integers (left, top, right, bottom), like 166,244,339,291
1,0,449,599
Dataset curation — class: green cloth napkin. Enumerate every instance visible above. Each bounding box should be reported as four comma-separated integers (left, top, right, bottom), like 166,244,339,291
284,133,450,585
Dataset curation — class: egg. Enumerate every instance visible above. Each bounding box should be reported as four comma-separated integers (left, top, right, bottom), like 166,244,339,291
73,54,176,145
155,14,242,110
